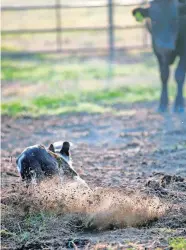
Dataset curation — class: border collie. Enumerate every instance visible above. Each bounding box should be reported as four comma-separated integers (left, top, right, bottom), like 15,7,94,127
16,141,88,187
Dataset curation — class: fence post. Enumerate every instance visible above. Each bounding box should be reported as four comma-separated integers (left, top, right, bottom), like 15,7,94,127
108,0,114,80
55,0,62,52
143,0,148,49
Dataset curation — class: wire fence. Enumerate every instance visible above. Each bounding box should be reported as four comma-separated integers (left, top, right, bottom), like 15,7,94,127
1,0,150,59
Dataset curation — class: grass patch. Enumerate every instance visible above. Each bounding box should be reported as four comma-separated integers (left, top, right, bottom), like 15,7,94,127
1,46,20,52
1,207,54,245
169,237,186,250
1,99,111,117
1,55,156,83
89,85,162,103
2,53,183,117
0,229,16,238
1,85,177,117
1,102,29,116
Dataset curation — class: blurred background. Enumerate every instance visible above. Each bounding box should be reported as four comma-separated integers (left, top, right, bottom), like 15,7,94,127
1,0,177,117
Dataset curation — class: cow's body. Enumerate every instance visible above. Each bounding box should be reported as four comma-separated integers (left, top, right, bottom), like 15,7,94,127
133,0,186,112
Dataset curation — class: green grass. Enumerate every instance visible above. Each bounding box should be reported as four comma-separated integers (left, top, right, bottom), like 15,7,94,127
2,53,183,117
1,212,52,244
169,237,186,250
1,85,177,117
0,229,16,238
1,55,155,83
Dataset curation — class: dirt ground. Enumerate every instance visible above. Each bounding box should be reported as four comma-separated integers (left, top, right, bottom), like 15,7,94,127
1,101,186,250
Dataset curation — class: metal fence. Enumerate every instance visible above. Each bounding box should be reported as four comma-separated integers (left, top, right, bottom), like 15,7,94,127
1,0,150,60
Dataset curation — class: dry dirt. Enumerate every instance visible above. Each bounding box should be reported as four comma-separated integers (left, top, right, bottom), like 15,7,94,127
1,102,186,250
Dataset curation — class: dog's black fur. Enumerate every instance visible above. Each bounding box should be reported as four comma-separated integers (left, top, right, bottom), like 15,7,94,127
16,141,77,183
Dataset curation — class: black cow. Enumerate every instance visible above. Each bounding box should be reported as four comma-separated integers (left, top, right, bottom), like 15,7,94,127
132,0,186,112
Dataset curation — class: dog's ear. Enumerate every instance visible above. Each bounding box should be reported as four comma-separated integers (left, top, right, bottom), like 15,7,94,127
48,144,55,153
60,141,70,156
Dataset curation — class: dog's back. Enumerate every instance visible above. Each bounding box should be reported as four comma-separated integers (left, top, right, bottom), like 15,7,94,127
16,145,59,182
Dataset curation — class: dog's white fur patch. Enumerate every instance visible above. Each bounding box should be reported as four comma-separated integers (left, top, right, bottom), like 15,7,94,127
16,153,25,173
53,141,74,150
73,175,90,189
53,141,73,165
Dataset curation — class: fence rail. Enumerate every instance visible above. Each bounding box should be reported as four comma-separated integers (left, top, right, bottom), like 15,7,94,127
1,0,150,57
1,25,144,35
1,2,148,11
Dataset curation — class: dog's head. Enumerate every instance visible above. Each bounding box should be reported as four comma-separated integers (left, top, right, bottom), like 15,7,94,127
48,141,71,163
47,141,78,177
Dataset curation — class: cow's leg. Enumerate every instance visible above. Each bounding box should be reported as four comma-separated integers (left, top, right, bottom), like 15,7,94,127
174,56,186,112
158,56,169,112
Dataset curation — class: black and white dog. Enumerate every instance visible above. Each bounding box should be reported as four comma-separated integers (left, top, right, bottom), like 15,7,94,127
16,141,88,187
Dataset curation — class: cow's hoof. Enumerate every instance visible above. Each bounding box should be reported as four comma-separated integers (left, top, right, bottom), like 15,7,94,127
158,106,168,113
173,105,185,113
